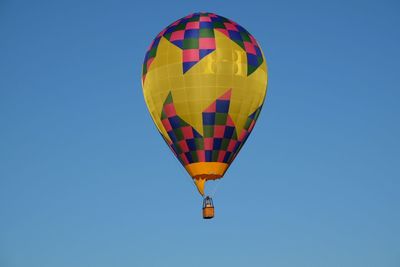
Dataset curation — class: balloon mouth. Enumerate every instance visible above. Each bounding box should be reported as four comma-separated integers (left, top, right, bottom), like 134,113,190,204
185,162,228,179
185,162,228,195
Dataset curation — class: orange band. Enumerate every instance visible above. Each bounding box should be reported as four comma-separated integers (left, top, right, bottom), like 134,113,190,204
185,162,229,180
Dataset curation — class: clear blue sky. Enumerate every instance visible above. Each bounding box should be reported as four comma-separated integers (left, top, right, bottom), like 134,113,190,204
1,0,399,266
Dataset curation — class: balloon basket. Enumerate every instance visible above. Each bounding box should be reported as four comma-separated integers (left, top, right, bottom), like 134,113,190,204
202,196,214,219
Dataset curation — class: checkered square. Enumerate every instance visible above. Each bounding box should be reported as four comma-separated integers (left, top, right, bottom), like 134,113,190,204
186,22,200,29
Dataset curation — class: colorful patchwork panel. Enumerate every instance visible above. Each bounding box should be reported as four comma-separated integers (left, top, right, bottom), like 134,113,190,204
160,92,204,165
227,105,263,164
160,90,262,166
142,12,264,82
207,13,264,76
202,89,239,163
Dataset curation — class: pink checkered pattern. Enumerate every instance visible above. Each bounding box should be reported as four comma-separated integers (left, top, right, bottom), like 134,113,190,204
204,138,213,150
170,30,185,41
199,38,216,49
181,126,194,139
186,21,200,29
183,49,200,62
244,41,257,55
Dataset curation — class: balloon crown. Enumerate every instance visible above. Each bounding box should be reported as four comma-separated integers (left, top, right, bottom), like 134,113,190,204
142,12,264,82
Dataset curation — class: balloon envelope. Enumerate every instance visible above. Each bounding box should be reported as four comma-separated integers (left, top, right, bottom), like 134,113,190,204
141,12,268,195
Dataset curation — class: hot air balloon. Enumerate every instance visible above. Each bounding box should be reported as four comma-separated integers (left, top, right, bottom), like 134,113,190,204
141,12,268,219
